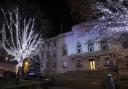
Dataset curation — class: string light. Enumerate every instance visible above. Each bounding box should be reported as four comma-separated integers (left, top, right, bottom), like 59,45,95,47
0,8,44,67
86,0,128,41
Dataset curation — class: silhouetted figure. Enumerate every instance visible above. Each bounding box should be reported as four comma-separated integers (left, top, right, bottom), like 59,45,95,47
106,74,115,89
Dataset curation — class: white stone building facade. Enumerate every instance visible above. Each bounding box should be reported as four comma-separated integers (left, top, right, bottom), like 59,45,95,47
41,19,128,75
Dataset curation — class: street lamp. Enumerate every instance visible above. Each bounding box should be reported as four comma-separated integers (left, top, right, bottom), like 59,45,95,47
22,59,30,79
25,61,28,66
5,56,8,62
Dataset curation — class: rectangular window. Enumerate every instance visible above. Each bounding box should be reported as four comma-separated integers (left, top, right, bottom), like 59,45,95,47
77,60,83,68
88,42,94,53
122,40,128,49
77,42,82,53
53,41,56,46
63,44,67,56
89,59,96,70
63,49,67,56
103,57,111,66
53,50,57,57
77,49,81,53
101,41,108,51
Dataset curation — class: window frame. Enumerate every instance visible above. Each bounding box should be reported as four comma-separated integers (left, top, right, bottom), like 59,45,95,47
101,41,108,51
77,42,82,53
63,44,68,56
88,42,94,53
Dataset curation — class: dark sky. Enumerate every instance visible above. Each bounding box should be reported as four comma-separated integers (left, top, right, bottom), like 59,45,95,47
0,0,73,38
39,0,72,37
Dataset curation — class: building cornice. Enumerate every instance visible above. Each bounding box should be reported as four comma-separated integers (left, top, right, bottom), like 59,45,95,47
72,19,100,31
58,31,73,38
44,36,58,42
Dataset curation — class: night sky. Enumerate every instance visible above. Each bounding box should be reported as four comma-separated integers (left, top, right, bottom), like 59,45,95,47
0,0,127,38
39,0,73,37
0,0,73,38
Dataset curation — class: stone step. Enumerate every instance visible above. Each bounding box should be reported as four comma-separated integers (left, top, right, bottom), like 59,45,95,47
53,79,102,89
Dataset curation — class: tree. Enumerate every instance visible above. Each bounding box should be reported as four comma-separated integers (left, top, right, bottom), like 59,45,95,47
80,0,128,41
67,0,97,24
0,7,44,67
0,0,52,38
69,0,128,42
93,0,128,39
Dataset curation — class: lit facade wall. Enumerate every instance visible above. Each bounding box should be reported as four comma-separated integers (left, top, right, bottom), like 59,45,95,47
42,19,128,74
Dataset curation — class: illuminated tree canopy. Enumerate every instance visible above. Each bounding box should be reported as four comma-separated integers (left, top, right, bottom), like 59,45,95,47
76,0,128,41
0,7,44,66
93,0,128,39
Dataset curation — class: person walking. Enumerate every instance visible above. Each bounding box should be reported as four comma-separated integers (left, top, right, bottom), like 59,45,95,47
106,74,115,89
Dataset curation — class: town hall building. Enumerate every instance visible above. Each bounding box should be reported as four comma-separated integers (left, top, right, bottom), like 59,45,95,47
40,19,128,75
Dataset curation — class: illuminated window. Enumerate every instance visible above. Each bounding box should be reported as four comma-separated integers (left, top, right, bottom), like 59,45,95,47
77,42,82,53
63,44,67,56
101,41,108,51
88,42,94,53
89,59,96,70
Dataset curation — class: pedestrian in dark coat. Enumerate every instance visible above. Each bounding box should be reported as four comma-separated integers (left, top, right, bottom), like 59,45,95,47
106,74,115,89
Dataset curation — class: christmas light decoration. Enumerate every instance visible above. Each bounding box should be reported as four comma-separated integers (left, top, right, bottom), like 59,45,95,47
85,0,128,41
0,8,44,67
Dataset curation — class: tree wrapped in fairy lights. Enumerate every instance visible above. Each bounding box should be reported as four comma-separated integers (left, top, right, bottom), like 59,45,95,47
0,7,44,67
70,0,128,41
92,0,128,39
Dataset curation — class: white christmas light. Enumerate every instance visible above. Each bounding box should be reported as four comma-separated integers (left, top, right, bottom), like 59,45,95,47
0,8,44,67
88,0,128,41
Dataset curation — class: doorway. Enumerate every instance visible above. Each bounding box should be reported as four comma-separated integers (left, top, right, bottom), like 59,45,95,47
89,59,96,70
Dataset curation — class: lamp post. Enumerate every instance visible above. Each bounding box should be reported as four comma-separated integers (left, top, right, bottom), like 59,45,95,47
5,56,8,62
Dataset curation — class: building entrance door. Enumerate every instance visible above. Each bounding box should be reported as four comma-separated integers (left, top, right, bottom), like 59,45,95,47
89,59,96,70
